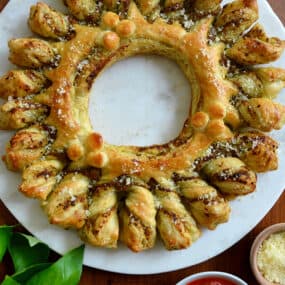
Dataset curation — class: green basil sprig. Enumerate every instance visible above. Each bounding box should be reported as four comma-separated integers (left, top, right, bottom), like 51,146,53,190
0,225,85,285
8,233,50,272
0,226,13,261
26,245,84,285
1,276,20,285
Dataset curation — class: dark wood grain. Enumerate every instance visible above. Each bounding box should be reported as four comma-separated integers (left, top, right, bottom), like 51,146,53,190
0,0,8,11
269,0,285,25
0,1,285,284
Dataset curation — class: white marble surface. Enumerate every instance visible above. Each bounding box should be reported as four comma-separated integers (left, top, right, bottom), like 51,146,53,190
89,55,191,146
0,0,284,275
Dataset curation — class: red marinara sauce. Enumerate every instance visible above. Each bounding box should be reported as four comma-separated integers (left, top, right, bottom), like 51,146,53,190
186,277,237,285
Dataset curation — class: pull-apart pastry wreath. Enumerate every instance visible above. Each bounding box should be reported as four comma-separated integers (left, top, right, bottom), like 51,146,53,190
1,0,285,252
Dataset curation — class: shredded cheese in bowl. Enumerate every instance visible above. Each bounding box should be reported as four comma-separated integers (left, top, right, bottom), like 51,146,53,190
257,231,285,285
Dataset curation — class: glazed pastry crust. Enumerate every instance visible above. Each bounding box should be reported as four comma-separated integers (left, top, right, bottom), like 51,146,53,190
80,186,119,248
0,70,47,99
29,2,70,39
43,173,89,229
8,38,56,68
0,0,285,252
227,24,285,65
178,178,230,230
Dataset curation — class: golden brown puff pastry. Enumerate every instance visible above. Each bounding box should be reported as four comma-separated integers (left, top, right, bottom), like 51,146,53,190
0,70,48,99
43,173,89,229
215,0,258,43
120,185,156,252
4,124,51,171
202,157,256,195
0,99,49,130
255,68,285,98
239,98,285,131
155,183,200,250
137,0,160,15
80,185,119,248
194,0,222,14
63,0,98,20
230,72,263,98
0,0,285,252
227,24,285,65
235,132,278,173
29,2,70,39
229,67,285,100
178,178,230,230
164,0,183,10
8,38,57,68
19,156,65,200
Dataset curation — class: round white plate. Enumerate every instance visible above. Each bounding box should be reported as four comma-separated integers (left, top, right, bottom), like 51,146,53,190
0,0,285,275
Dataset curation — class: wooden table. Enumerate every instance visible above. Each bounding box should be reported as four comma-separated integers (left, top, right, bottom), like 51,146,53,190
0,1,284,284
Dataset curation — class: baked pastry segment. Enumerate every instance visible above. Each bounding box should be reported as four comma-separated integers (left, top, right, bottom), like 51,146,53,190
235,132,278,173
155,186,200,250
120,185,156,252
8,38,57,68
227,24,285,65
255,68,285,99
43,173,89,229
0,0,285,252
0,70,48,99
80,185,119,248
29,2,70,39
230,67,285,100
19,157,65,200
193,0,222,14
178,178,230,230
202,157,256,195
136,0,159,15
0,99,49,130
3,124,52,171
239,98,285,131
64,0,99,21
215,0,258,43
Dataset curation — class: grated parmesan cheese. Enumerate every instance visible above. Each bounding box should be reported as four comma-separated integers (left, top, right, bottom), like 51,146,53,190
257,231,285,285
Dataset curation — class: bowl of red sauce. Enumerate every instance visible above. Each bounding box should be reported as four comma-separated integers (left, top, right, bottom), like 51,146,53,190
176,271,247,285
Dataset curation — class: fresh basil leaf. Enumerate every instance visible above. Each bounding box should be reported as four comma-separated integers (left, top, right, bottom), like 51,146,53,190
0,225,13,261
17,233,42,247
12,263,51,283
1,276,20,285
26,245,85,285
8,233,50,272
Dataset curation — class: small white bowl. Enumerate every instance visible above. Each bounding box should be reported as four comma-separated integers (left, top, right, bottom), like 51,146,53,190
176,271,247,285
250,223,285,285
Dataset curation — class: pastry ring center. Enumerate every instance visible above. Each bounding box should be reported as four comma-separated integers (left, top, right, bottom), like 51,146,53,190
88,55,191,146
